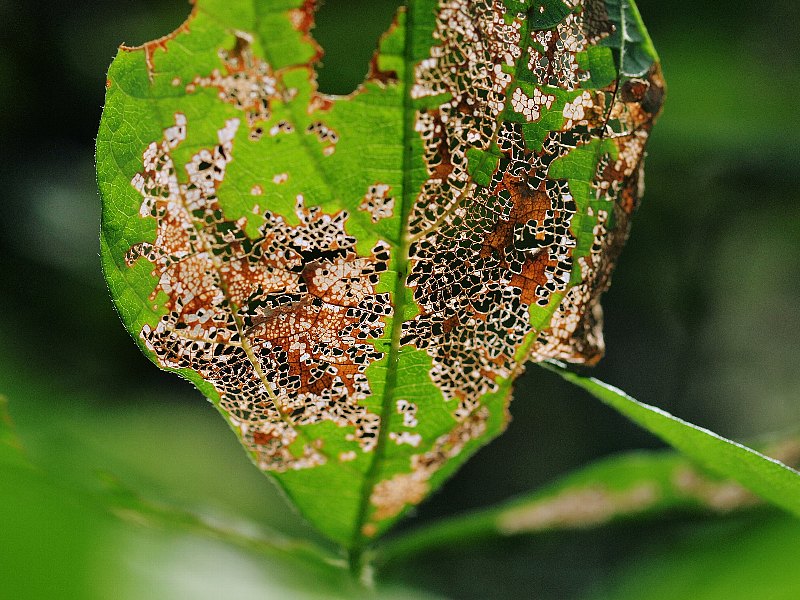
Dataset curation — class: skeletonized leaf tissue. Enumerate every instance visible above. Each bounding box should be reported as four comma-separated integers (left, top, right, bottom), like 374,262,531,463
97,0,663,549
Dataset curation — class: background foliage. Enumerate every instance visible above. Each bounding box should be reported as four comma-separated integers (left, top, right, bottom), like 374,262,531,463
1,0,799,598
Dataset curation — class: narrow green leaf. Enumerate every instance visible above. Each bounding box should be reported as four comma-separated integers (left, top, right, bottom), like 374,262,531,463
544,361,800,517
97,0,663,547
375,434,800,564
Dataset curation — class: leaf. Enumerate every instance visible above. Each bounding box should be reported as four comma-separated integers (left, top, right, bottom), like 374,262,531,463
544,361,800,517
601,0,659,77
1,409,111,600
528,1,573,30
97,0,663,548
0,396,438,600
375,434,800,564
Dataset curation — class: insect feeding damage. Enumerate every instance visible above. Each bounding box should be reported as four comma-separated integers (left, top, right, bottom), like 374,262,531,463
366,0,662,527
188,32,291,130
359,184,396,223
127,113,391,471
109,0,662,540
404,0,662,410
368,407,490,525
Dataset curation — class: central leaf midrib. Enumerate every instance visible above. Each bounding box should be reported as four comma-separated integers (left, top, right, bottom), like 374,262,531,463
350,1,417,552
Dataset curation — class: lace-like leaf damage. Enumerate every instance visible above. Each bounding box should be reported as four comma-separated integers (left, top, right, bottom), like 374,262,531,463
98,0,663,547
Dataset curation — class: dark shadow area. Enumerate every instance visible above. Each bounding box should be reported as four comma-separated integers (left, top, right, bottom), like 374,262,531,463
313,0,402,95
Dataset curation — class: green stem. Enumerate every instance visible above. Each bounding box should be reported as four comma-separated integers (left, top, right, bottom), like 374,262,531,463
348,546,363,579
348,546,378,591
373,508,501,567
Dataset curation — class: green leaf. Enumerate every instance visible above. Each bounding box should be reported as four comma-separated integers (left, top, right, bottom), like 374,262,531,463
577,47,618,89
465,147,502,187
0,395,438,599
544,361,800,517
601,0,659,77
375,434,800,564
1,412,107,600
97,0,663,548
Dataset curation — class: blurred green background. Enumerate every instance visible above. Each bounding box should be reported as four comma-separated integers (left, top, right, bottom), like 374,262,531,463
1,0,799,598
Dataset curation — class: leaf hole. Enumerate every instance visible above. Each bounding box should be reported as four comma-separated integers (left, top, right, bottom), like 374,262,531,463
313,0,402,95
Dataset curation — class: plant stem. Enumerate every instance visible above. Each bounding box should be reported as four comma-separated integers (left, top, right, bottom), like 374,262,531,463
348,546,378,590
373,509,500,568
348,546,363,578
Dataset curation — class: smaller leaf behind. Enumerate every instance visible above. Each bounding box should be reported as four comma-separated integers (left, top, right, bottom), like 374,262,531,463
0,394,437,599
375,431,800,565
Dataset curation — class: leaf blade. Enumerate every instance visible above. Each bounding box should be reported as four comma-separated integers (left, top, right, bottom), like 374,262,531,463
375,431,800,565
601,0,659,77
544,361,800,517
97,0,664,547
0,393,440,599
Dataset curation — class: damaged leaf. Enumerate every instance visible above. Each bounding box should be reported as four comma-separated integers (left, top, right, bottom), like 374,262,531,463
97,0,662,548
